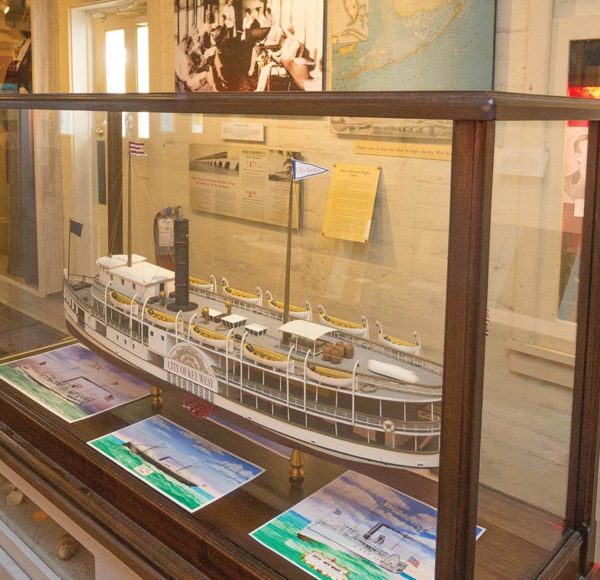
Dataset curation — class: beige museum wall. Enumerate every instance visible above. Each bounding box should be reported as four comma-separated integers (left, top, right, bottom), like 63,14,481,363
36,0,598,554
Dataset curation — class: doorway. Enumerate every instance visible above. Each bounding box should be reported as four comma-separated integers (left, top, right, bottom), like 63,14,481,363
68,0,149,274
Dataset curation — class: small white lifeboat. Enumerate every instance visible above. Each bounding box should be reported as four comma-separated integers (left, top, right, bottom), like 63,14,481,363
366,359,420,384
265,290,312,321
221,277,263,306
305,363,354,388
243,343,295,372
109,290,139,315
318,305,369,339
375,321,422,356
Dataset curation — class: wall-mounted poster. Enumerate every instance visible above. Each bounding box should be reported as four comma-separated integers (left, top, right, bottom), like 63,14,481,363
331,117,453,160
175,0,324,92
330,0,494,91
252,470,485,579
189,144,300,228
322,163,380,243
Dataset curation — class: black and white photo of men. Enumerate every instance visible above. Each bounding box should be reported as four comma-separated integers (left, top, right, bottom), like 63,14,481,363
174,0,324,92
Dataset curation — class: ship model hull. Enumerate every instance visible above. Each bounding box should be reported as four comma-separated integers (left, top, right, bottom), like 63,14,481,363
65,216,440,468
64,270,442,469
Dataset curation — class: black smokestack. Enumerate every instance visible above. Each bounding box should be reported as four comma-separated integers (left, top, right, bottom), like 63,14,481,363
167,218,197,312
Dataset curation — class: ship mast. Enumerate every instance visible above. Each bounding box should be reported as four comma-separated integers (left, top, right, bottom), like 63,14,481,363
127,149,132,267
126,140,147,266
283,176,295,324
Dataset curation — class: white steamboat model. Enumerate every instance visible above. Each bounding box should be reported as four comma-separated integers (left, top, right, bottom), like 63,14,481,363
64,230,442,467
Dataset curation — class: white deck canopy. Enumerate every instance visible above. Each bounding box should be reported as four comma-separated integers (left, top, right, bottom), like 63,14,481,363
278,320,334,341
97,254,146,269
97,254,175,300
97,255,174,285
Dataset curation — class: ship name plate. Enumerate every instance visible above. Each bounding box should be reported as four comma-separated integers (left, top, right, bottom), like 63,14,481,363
165,344,217,391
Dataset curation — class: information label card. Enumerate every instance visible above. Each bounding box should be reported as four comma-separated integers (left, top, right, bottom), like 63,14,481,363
189,144,299,228
322,164,380,243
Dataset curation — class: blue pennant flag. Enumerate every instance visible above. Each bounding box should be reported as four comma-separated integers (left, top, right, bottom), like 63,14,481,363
291,159,329,181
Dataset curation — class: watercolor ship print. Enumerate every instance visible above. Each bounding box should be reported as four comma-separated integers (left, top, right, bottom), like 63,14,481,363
64,218,442,468
18,362,117,407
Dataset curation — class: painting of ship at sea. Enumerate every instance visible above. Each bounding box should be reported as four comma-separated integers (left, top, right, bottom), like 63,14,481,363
167,218,197,312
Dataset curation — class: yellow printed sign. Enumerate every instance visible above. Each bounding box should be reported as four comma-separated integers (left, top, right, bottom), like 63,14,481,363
354,140,451,160
322,163,380,243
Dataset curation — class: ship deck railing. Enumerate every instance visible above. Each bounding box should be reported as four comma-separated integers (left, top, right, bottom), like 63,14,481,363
214,368,441,435
87,280,443,382
81,293,443,401
190,288,283,323
329,331,443,378
65,280,94,314
66,273,95,285
112,280,443,380
89,294,444,402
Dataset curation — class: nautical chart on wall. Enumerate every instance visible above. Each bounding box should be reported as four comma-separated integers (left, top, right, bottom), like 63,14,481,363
330,0,495,91
189,144,300,228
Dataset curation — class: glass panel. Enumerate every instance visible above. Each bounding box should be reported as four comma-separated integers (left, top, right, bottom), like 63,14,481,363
560,38,600,321
0,110,39,290
105,29,126,94
2,102,586,579
59,111,451,576
476,120,576,577
136,24,149,139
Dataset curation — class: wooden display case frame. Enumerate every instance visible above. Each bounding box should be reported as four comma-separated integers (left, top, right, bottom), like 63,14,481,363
0,91,598,579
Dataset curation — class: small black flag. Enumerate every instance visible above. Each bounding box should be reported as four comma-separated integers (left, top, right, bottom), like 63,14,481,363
69,219,84,238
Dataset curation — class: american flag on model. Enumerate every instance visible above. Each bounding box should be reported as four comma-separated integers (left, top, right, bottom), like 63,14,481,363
128,141,146,156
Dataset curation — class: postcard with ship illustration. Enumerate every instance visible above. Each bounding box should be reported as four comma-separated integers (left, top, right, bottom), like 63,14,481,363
251,470,485,580
88,415,264,512
0,343,150,422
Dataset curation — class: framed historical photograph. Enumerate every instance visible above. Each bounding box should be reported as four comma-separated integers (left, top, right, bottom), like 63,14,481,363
175,0,324,93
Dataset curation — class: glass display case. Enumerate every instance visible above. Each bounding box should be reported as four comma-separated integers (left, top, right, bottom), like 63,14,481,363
0,91,598,579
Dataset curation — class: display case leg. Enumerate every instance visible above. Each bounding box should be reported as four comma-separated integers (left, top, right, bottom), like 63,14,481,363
151,385,163,412
289,449,305,481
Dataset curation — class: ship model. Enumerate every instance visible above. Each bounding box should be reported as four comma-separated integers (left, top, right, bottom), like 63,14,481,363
64,219,442,467
64,215,442,468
